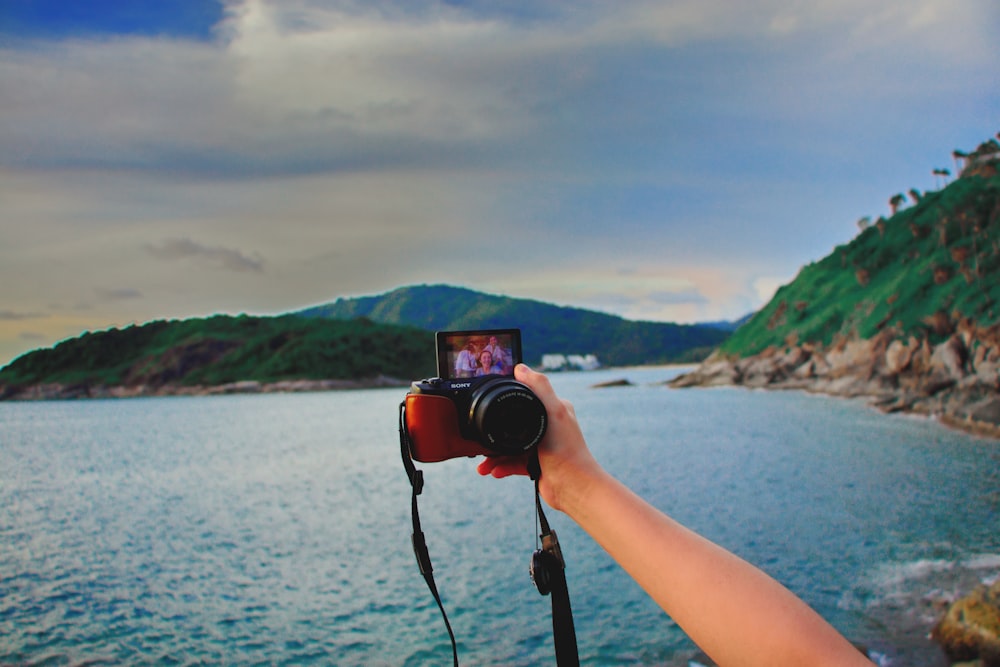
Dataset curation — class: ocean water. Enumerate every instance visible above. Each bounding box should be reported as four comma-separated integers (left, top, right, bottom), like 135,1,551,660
2,366,998,666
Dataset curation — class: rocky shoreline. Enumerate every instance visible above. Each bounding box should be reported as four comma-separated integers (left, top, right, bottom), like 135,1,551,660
932,579,1000,667
669,318,1000,440
0,375,409,401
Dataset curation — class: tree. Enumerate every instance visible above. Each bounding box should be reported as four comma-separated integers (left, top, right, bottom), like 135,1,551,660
889,193,906,215
932,168,951,188
953,149,968,174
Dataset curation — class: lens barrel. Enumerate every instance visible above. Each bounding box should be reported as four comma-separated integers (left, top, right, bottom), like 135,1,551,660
470,379,547,454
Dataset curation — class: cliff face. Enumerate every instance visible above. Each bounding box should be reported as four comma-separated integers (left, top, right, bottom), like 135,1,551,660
670,315,1000,437
671,137,1000,438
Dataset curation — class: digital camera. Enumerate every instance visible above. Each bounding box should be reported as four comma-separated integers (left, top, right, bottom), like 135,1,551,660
404,329,547,462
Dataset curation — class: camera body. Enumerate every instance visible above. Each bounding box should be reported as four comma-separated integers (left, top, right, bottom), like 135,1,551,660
404,329,547,463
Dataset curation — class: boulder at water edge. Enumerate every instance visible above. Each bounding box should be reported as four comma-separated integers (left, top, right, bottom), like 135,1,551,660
931,579,1000,666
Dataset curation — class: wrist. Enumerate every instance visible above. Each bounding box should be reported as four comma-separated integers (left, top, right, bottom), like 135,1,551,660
541,451,609,516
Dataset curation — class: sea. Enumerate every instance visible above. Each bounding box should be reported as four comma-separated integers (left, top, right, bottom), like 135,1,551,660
2,366,998,666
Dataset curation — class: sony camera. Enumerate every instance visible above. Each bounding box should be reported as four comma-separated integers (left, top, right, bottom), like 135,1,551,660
403,328,547,462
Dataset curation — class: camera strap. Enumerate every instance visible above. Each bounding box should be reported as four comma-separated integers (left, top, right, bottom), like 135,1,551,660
399,403,579,667
398,401,460,667
529,453,580,667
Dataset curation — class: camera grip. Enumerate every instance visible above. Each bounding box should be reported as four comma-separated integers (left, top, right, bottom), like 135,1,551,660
405,394,493,462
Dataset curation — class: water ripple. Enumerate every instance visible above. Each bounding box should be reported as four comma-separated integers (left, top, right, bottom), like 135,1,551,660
2,377,997,665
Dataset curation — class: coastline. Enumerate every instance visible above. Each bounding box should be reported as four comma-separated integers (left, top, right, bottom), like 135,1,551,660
0,375,409,401
668,322,1000,441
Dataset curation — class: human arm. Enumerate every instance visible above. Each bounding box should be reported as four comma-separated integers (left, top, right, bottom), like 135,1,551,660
477,364,871,667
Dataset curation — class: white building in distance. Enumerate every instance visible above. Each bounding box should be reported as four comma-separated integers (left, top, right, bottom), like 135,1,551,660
541,354,601,371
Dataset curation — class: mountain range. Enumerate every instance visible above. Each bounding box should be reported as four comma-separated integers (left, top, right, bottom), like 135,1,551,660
296,284,729,367
5,134,997,412
0,285,728,399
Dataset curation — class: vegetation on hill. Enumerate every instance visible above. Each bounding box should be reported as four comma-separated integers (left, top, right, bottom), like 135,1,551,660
0,315,435,393
0,287,725,399
18,135,995,397
297,284,729,366
720,139,1000,357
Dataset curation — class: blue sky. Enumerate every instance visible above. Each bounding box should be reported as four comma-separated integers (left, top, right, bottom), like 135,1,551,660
1,0,997,364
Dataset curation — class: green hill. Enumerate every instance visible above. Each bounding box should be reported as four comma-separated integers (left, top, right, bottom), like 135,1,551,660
297,284,729,367
670,136,1000,437
721,139,1000,357
0,315,435,398
0,286,727,400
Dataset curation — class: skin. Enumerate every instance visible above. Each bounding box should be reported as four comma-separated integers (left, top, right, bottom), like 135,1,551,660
477,364,872,667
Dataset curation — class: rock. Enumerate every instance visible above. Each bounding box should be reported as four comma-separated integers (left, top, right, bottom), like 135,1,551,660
591,378,633,388
974,359,1000,387
931,579,1000,666
207,380,263,394
930,335,970,383
969,397,1000,427
826,337,879,380
668,353,740,388
736,354,779,388
885,338,916,374
668,324,1000,439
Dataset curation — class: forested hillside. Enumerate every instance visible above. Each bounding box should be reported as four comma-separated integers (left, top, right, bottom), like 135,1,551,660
721,139,1000,356
672,136,1000,438
0,315,435,399
298,284,729,366
0,283,727,400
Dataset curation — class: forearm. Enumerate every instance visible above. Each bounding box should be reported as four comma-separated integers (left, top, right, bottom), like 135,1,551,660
557,465,869,667
492,365,868,665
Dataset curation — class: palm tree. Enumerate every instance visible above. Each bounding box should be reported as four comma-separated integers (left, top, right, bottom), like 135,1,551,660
932,168,951,188
952,149,968,174
889,193,906,215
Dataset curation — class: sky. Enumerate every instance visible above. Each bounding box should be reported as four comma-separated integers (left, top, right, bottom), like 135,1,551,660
1,0,997,365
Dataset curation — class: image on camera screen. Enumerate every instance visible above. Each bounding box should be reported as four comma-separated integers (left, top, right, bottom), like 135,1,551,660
437,329,522,379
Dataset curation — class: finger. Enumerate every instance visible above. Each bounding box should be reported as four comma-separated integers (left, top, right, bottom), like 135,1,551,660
515,364,559,410
476,457,499,475
476,455,528,478
516,364,576,423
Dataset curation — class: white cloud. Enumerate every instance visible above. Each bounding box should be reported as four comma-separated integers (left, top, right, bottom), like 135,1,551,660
3,0,993,177
0,0,996,363
145,238,266,273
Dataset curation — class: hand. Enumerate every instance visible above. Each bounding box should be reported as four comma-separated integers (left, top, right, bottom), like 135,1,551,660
476,364,602,512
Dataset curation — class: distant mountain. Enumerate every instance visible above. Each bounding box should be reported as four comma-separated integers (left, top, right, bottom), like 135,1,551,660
0,286,727,401
698,313,754,332
0,315,435,400
297,284,730,367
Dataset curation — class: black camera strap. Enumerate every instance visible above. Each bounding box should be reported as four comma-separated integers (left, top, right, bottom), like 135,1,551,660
398,401,460,667
529,454,580,667
399,403,579,667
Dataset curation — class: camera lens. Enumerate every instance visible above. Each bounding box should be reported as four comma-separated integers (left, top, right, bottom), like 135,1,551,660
470,379,547,454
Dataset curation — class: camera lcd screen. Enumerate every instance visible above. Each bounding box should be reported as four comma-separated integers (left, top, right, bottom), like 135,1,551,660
436,329,522,379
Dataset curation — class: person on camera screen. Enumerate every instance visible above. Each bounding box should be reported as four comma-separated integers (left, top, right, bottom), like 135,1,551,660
454,341,479,378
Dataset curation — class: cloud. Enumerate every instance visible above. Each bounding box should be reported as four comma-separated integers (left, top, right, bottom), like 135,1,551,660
95,288,144,301
0,0,996,366
647,289,710,306
0,310,47,321
145,238,265,273
3,0,993,178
